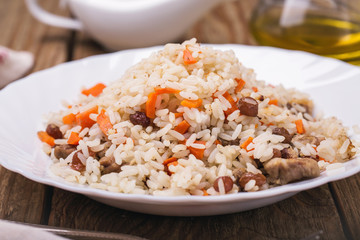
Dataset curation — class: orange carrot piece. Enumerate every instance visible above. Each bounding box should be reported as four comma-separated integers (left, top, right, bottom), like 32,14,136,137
146,88,180,119
224,105,238,116
76,105,98,129
174,120,191,134
318,157,330,163
174,112,184,118
163,157,178,166
222,92,236,105
222,92,238,116
167,161,178,175
167,161,178,167
180,98,203,108
81,83,106,97
215,139,222,145
67,131,81,145
37,131,55,147
163,157,178,175
146,92,158,119
189,148,205,160
268,99,278,106
179,139,206,159
202,189,209,196
154,87,180,95
240,137,254,152
188,140,206,159
252,87,258,92
97,109,113,135
183,48,197,65
295,119,305,134
235,78,246,93
62,113,76,125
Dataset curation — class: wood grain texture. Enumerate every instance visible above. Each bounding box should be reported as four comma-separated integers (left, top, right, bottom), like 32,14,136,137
48,1,351,236
329,175,360,240
48,186,345,240
0,0,71,223
0,167,45,223
0,1,358,240
0,0,71,72
184,0,259,45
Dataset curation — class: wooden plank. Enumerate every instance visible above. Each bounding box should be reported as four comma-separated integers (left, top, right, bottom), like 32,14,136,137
0,167,45,223
0,0,71,224
48,186,345,239
0,0,71,72
71,32,105,60
329,174,360,240
184,1,259,45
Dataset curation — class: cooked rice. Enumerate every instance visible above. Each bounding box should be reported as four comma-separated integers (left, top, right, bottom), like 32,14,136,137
41,39,358,196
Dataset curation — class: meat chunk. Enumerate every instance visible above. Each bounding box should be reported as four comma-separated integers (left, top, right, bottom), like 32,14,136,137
292,135,324,146
272,127,292,144
54,144,77,159
237,97,258,117
264,157,320,185
99,156,121,174
46,124,63,139
281,147,298,159
129,111,150,128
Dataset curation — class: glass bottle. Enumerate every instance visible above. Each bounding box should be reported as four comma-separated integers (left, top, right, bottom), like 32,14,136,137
250,0,360,65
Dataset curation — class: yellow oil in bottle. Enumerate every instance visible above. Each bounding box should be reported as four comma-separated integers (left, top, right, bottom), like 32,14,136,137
250,6,360,65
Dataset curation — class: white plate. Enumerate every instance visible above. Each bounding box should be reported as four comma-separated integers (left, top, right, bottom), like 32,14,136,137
1,45,360,216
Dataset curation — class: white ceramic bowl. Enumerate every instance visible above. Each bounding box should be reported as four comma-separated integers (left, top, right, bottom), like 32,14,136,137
1,45,360,216
25,0,225,50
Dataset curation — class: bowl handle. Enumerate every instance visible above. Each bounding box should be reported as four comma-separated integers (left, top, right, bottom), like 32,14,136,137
25,0,83,30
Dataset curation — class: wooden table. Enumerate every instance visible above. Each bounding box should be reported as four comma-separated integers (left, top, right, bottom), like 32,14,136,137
1,1,360,239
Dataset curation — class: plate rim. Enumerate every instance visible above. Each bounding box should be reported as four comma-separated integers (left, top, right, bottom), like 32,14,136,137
0,44,359,207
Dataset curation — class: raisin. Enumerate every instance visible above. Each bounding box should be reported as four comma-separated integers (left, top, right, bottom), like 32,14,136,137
46,124,63,139
237,97,258,117
213,176,233,193
129,111,150,128
272,127,292,144
70,151,86,172
54,144,77,159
